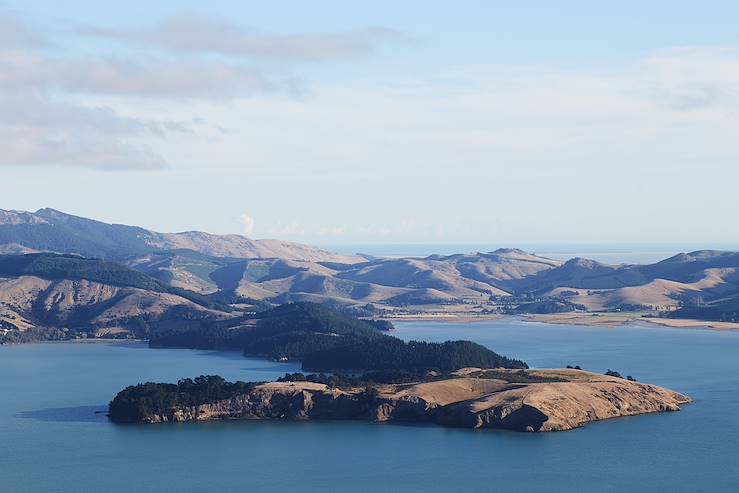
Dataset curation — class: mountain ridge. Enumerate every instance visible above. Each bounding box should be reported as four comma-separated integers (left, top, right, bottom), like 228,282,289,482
0,208,359,264
2,208,739,324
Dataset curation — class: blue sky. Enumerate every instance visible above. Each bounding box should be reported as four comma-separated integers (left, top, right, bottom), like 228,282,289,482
2,1,739,245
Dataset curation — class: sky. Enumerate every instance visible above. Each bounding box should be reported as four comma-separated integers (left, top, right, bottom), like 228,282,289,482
2,1,739,246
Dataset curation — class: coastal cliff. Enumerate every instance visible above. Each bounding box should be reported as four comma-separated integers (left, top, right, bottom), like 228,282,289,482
110,369,690,432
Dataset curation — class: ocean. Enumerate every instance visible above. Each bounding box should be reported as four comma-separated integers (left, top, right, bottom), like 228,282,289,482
1,319,738,492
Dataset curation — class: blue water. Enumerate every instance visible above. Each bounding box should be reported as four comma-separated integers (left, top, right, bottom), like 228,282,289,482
1,320,738,492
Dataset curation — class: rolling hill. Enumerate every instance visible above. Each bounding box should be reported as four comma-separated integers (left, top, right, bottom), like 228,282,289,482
0,253,232,339
0,208,359,263
2,208,739,323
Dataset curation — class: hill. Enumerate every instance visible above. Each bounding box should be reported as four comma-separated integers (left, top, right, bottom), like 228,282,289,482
0,253,232,341
150,301,525,372
0,208,358,263
511,251,739,314
150,302,389,358
3,209,739,323
194,248,562,306
669,293,739,322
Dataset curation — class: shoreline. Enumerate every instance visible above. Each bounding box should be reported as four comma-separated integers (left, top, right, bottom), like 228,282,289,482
109,369,691,432
382,314,504,324
521,313,739,330
1,338,148,346
387,312,739,330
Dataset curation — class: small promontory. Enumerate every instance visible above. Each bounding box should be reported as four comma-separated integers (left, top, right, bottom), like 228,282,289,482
108,369,690,432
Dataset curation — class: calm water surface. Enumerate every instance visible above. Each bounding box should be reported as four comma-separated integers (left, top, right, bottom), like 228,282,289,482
1,319,738,492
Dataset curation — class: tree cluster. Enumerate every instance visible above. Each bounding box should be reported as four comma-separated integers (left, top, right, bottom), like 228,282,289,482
108,375,258,423
149,302,528,374
302,338,528,372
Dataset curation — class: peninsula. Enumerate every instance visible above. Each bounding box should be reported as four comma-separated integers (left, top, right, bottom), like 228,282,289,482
108,369,690,432
104,301,690,432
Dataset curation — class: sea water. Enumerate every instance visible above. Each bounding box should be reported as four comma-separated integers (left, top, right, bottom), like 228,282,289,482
1,319,738,492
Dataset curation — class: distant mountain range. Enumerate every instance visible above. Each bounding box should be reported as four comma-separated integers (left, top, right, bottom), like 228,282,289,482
0,208,357,263
1,208,738,336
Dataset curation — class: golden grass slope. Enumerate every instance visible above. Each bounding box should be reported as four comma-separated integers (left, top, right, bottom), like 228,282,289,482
0,275,228,330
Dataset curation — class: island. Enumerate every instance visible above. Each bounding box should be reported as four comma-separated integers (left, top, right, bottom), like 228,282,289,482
108,369,690,432
107,302,690,432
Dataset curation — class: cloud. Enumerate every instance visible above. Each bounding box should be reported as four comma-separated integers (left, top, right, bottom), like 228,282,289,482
179,45,739,244
642,47,739,111
0,13,45,49
0,51,299,99
0,91,177,170
318,226,346,237
0,10,397,170
239,214,256,235
0,14,189,170
80,15,401,61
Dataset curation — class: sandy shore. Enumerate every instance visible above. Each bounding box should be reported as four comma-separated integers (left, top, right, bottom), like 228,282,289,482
522,313,739,330
638,317,739,330
383,314,504,324
385,311,739,330
38,338,147,344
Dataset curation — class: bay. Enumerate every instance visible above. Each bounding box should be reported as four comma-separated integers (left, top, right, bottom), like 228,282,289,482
1,319,738,492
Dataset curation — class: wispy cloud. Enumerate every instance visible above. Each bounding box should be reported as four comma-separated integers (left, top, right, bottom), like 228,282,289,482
318,226,346,237
0,92,173,170
0,51,298,98
79,15,401,61
0,10,398,170
0,13,45,48
239,213,256,235
642,47,739,111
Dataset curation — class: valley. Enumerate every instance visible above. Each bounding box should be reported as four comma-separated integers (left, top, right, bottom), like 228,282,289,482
1,208,739,344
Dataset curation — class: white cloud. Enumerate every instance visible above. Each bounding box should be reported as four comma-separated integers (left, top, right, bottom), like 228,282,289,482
318,226,346,237
0,11,398,170
0,51,298,99
80,15,401,61
138,46,739,243
0,91,180,170
239,213,256,235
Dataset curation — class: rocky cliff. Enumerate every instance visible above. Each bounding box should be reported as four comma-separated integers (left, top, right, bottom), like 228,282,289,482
124,369,690,432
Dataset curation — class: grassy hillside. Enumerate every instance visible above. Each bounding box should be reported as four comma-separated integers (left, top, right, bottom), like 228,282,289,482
0,208,358,263
0,253,162,290
0,209,154,259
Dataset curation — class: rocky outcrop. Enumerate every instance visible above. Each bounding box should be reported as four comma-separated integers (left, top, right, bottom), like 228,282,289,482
133,369,691,432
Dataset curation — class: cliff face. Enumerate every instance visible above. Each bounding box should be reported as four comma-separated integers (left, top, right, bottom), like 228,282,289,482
134,369,691,432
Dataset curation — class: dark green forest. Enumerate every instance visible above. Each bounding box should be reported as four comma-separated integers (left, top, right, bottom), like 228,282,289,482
302,338,528,372
150,302,390,359
108,375,258,423
150,302,525,372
